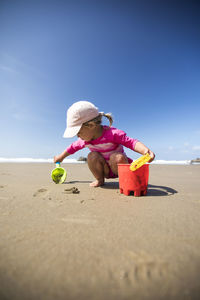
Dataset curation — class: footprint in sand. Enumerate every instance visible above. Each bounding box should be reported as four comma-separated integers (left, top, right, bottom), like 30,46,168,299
0,186,6,199
33,188,48,198
119,251,169,284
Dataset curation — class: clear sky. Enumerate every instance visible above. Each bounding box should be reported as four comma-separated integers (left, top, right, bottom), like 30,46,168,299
0,0,200,161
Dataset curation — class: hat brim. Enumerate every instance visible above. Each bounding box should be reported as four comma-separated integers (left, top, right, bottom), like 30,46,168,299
63,125,82,138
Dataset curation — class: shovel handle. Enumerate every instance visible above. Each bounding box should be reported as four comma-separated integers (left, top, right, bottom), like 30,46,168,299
56,162,61,168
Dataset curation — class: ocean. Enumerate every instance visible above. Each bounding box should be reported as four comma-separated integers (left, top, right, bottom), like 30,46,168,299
0,157,192,165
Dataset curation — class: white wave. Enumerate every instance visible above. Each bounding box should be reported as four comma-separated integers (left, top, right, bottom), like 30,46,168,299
151,160,191,165
0,157,84,163
0,157,193,165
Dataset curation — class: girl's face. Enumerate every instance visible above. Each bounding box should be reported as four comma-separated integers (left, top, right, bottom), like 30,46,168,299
77,123,102,141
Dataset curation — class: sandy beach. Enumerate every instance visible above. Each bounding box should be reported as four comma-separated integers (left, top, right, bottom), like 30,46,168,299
0,163,200,300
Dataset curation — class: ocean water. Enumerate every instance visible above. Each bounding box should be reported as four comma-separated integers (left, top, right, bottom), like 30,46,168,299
151,160,191,165
0,158,83,163
0,157,192,165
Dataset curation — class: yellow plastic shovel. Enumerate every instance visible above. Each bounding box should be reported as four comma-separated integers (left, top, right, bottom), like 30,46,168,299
130,153,151,171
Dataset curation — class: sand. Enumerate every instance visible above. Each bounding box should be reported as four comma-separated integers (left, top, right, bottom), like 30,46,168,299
0,163,200,300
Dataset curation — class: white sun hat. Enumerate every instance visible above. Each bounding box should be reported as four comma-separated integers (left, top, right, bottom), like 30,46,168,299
63,101,99,138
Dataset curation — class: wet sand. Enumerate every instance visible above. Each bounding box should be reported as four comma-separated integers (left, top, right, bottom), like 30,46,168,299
0,163,200,300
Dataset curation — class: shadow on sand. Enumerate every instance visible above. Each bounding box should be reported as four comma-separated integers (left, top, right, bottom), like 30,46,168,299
101,182,178,197
65,181,178,197
147,184,178,197
64,181,91,184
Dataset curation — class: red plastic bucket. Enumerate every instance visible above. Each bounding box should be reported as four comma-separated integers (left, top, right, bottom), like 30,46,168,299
118,164,149,196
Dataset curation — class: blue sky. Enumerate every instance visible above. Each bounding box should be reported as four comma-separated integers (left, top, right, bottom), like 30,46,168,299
0,0,200,161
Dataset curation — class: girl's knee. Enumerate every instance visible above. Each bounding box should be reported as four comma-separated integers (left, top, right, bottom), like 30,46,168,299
87,152,109,179
109,153,128,165
87,151,103,162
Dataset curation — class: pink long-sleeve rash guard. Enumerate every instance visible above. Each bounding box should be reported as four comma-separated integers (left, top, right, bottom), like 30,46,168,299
66,126,138,163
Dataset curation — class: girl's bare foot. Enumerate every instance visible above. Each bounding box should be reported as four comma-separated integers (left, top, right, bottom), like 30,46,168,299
90,180,104,187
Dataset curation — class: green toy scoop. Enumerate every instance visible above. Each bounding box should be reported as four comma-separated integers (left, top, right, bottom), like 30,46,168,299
51,163,67,184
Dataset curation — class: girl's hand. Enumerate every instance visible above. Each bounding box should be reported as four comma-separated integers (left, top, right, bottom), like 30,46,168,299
146,149,155,163
54,155,63,163
54,150,70,164
134,142,155,162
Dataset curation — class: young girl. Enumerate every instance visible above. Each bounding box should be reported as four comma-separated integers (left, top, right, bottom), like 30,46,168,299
54,101,155,187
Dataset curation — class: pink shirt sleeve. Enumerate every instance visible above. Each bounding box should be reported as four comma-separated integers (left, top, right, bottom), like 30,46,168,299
66,138,85,154
111,128,138,150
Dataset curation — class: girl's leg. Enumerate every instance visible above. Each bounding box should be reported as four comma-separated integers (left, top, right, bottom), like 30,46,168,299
109,152,128,175
87,152,110,187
